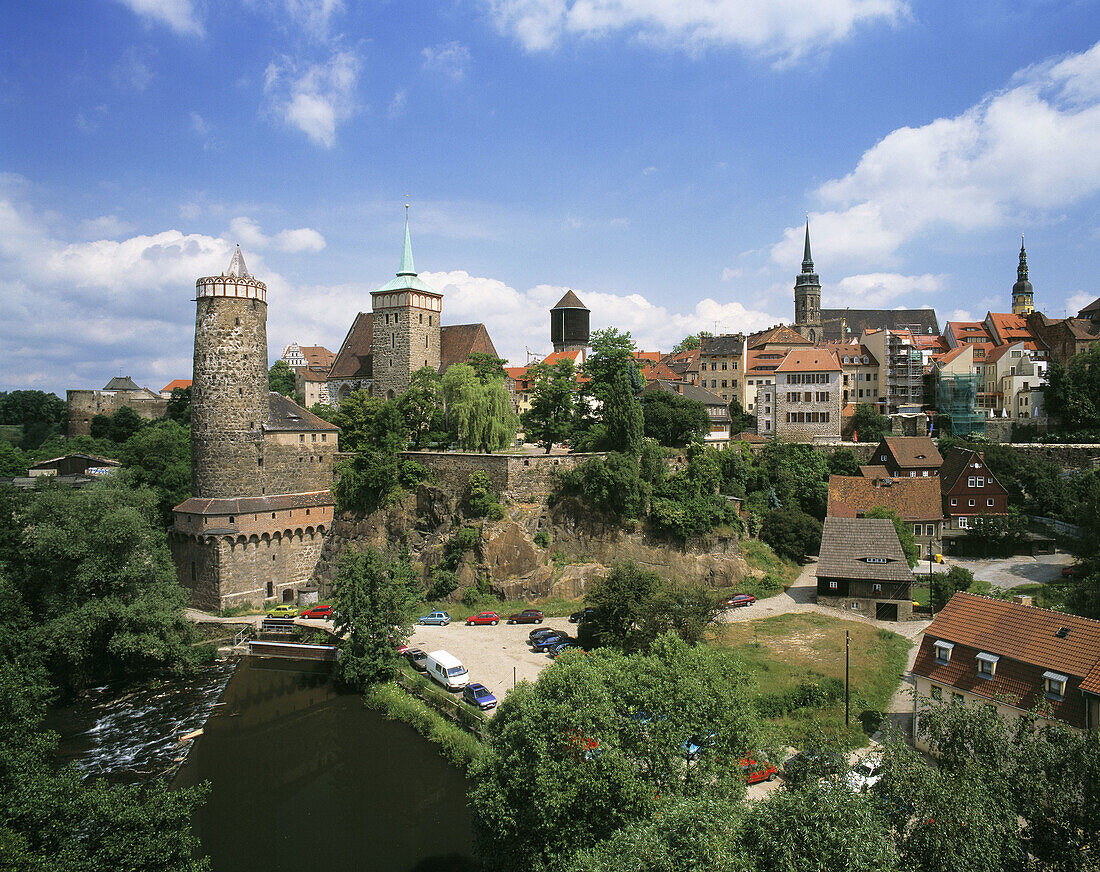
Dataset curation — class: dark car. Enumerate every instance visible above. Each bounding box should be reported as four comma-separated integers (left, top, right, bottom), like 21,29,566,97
548,640,579,658
782,750,847,787
723,594,756,609
404,648,429,671
462,683,498,710
532,633,572,652
529,627,561,642
569,608,596,623
299,604,334,620
507,609,544,624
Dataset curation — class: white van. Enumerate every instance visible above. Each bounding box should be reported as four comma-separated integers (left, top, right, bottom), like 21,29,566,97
425,650,469,690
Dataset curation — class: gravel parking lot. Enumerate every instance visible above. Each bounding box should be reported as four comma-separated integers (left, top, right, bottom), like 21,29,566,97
946,551,1073,588
408,615,576,710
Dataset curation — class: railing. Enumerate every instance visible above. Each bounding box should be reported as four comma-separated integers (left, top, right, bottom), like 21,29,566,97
394,667,489,738
233,626,252,647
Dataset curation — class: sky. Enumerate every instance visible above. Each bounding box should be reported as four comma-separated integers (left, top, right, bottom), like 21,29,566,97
2,0,1099,396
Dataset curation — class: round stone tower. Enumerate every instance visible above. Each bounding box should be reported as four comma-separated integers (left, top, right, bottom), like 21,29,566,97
190,246,270,499
550,290,590,353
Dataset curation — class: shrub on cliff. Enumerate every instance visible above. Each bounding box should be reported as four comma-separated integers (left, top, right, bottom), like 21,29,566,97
465,471,505,520
759,507,822,562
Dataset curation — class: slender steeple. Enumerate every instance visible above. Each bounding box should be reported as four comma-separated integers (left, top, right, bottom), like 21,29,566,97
794,218,822,339
1012,234,1034,316
802,220,814,273
226,244,250,278
398,203,416,277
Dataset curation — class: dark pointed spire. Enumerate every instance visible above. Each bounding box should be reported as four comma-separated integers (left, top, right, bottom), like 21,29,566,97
801,219,814,274
1017,234,1028,283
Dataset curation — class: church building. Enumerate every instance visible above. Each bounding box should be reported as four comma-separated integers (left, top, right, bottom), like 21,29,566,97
327,209,500,406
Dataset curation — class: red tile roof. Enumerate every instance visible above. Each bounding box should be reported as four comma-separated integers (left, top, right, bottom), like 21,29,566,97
298,345,335,369
775,348,841,373
160,378,191,393
440,323,500,370
913,592,1100,727
748,324,813,349
827,474,943,521
879,436,943,470
329,312,374,379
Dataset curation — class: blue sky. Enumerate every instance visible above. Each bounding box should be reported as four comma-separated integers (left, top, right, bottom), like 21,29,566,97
2,0,1099,395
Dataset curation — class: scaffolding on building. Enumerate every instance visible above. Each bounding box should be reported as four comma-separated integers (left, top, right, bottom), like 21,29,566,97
886,333,924,412
937,372,985,436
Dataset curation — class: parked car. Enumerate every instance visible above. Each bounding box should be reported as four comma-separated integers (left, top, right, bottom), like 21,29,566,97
740,757,777,784
548,641,577,658
265,603,299,618
782,750,847,787
723,594,756,609
418,611,451,626
846,755,885,792
507,609,544,624
530,627,560,642
531,632,572,652
424,650,468,690
1062,565,1084,579
462,683,498,710
298,604,333,620
405,648,429,671
466,611,502,626
569,607,596,623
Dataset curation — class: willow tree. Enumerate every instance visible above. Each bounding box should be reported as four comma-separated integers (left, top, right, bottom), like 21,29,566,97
442,362,518,453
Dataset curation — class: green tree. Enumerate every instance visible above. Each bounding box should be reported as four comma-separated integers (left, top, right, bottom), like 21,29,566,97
108,406,145,443
1045,344,1100,434
852,403,889,443
865,506,919,568
967,509,1027,556
583,327,639,401
671,333,708,354
727,397,755,436
89,413,112,440
755,441,829,518
580,561,662,650
558,452,648,520
521,359,577,453
442,363,518,453
468,635,763,871
332,391,407,454
397,366,444,449
0,442,28,477
759,506,822,562
165,386,191,425
465,471,505,520
635,582,721,648
931,565,975,611
604,367,644,455
308,402,337,422
268,360,297,396
119,419,190,524
827,447,860,477
640,390,708,447
331,547,421,690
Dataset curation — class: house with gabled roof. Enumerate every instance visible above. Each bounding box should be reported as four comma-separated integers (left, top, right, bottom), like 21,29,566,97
757,347,842,442
939,445,1009,551
870,435,943,478
815,516,916,621
827,474,943,559
912,592,1100,748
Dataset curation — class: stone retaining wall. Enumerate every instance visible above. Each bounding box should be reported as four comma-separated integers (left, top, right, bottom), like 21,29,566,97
399,451,605,503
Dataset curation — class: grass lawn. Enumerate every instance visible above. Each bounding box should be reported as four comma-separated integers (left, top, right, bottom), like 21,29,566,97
712,612,912,748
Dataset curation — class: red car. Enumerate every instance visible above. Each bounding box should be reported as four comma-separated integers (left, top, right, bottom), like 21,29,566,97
507,609,544,624
723,594,756,609
299,604,334,619
466,611,502,626
740,757,777,784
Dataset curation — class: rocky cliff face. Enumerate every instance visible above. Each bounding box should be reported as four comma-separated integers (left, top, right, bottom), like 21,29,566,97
312,485,749,602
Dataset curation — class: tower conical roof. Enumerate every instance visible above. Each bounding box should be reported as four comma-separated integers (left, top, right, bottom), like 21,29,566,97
552,290,588,310
801,220,814,274
398,204,415,277
227,245,250,278
374,205,440,295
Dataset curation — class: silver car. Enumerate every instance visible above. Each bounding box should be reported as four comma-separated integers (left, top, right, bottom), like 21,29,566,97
418,611,451,626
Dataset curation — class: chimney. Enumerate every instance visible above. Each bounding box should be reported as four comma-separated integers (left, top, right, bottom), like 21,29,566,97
1012,594,1033,606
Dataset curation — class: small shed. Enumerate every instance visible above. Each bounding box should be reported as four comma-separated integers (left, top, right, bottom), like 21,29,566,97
816,516,916,621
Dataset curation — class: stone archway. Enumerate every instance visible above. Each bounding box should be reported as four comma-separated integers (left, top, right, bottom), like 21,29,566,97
282,588,294,603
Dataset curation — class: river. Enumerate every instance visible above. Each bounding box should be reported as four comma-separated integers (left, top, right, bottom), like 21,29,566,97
51,657,475,871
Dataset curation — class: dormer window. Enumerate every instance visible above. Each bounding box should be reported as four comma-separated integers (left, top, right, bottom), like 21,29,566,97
934,640,954,664
976,652,999,678
1043,671,1068,700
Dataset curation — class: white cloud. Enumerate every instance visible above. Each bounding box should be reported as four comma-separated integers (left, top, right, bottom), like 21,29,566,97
422,269,779,365
482,0,906,61
228,216,326,252
112,46,155,91
823,272,944,308
76,105,108,134
421,42,471,81
772,40,1100,267
78,215,138,239
642,165,658,175
264,50,361,147
947,309,974,323
190,111,209,135
388,88,408,117
721,267,742,281
280,0,346,39
1066,292,1094,318
115,0,202,36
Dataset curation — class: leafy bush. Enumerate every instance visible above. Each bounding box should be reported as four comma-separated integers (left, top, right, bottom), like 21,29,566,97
755,677,845,718
760,507,822,562
533,529,550,548
465,471,505,520
426,569,459,601
738,572,784,600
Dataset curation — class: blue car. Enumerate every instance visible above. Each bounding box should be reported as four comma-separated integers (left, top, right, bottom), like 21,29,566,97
548,641,576,658
531,633,571,652
463,683,497,710
418,611,451,626
681,733,716,761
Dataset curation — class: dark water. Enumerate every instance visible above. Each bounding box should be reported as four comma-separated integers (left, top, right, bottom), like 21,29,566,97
173,657,475,872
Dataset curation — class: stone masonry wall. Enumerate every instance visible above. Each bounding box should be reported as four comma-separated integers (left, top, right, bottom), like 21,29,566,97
191,295,270,499
371,301,441,400
67,390,167,436
262,434,337,495
399,451,606,504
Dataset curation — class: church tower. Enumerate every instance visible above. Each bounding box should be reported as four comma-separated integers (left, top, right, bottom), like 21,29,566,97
1012,236,1034,316
371,206,442,399
190,246,269,499
550,290,590,353
794,220,822,341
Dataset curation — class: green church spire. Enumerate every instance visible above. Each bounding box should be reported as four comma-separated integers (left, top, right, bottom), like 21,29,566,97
398,203,416,277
